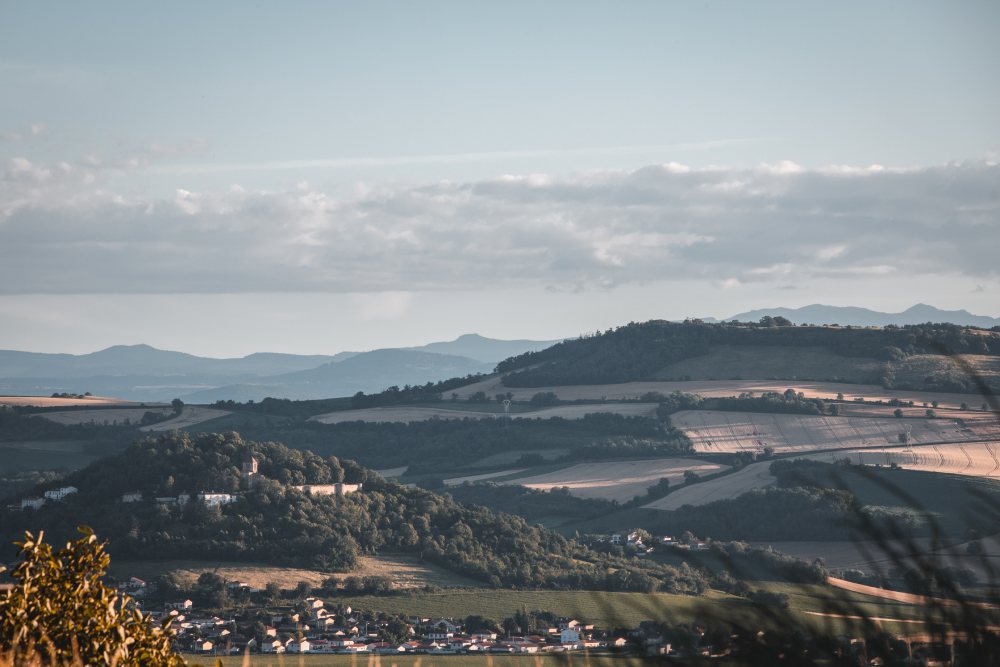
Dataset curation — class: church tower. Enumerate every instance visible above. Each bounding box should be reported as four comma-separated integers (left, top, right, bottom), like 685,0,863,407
241,455,259,488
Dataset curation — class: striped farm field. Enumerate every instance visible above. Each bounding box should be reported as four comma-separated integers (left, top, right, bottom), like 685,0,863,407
448,377,991,410
643,460,776,510
444,469,528,486
501,458,729,502
0,395,134,407
802,442,1000,479
139,406,231,431
309,403,658,424
39,407,173,426
645,441,1000,512
671,410,1000,455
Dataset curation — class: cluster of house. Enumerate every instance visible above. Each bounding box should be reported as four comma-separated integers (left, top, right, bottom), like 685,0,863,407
605,532,709,555
144,594,624,657
119,490,239,507
8,485,78,511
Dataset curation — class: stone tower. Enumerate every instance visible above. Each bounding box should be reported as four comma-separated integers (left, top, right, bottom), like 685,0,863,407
241,455,259,488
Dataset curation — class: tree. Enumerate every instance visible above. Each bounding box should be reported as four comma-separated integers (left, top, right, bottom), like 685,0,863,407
170,398,184,415
926,409,937,419
0,528,184,666
529,391,560,407
893,408,904,418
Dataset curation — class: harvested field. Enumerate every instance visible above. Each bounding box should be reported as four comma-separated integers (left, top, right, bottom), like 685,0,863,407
139,406,231,432
643,460,775,510
465,448,570,468
671,410,1000,455
108,554,482,591
753,537,1000,582
801,442,1000,479
309,402,658,424
310,406,487,424
835,404,996,419
503,458,729,502
444,469,527,486
0,395,133,408
38,407,172,426
646,440,1000,512
449,377,992,409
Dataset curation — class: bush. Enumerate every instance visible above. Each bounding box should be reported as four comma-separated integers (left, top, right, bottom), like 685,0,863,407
0,527,184,666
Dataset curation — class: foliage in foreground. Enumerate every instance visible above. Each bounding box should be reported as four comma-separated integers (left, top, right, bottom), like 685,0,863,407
0,527,184,666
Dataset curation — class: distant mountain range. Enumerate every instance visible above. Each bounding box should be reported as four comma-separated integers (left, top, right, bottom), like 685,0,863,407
0,334,558,403
714,303,1000,328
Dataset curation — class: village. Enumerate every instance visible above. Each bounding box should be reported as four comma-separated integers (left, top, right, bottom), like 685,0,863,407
115,577,650,658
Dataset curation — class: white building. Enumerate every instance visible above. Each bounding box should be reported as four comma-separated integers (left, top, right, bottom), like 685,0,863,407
43,486,78,501
121,491,143,503
560,629,581,644
20,497,46,510
293,483,362,497
198,492,236,507
287,639,311,653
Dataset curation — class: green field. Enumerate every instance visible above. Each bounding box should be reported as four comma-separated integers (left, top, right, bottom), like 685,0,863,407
0,440,98,473
335,589,722,629
332,585,936,636
657,345,882,384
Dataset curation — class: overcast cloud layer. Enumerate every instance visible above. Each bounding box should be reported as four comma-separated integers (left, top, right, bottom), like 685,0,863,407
1,154,998,296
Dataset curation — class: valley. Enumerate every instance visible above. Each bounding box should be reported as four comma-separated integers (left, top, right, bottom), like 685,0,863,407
3,319,999,663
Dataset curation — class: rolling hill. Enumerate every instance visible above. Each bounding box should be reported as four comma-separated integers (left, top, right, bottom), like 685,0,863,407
724,303,1000,328
495,320,1000,394
0,334,555,402
0,431,707,594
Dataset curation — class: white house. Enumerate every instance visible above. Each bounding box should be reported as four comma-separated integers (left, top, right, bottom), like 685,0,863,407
261,639,285,654
560,629,581,644
20,497,46,510
43,486,77,501
293,483,362,497
198,492,235,507
287,639,311,653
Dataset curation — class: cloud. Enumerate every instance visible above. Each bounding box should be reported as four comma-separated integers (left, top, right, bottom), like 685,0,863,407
0,123,45,143
0,157,997,295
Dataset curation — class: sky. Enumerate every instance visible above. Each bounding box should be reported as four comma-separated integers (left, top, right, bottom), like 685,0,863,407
1,1,999,357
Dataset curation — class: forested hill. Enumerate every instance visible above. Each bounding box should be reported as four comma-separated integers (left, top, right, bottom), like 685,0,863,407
1,432,706,594
495,320,1000,391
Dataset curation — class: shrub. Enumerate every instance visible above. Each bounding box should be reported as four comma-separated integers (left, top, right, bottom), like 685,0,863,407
0,528,184,666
